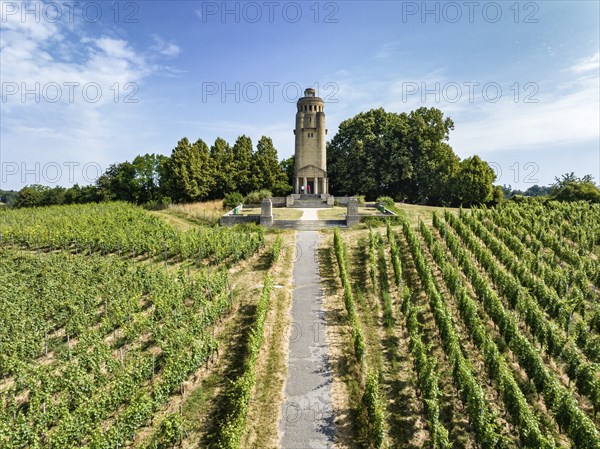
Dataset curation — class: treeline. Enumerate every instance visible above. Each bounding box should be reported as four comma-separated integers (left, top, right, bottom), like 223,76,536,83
9,135,292,209
327,107,499,206
4,107,598,210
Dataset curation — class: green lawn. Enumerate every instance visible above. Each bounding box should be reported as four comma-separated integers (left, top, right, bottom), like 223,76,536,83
394,202,461,226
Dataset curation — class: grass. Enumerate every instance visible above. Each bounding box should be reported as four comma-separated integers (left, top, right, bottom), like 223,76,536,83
272,208,303,220
170,231,295,449
393,202,461,227
166,200,225,224
243,232,295,448
317,206,381,220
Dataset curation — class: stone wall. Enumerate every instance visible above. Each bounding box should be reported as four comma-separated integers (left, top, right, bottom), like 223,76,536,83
220,215,260,226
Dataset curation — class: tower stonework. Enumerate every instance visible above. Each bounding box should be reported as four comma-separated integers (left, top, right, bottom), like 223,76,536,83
293,88,328,195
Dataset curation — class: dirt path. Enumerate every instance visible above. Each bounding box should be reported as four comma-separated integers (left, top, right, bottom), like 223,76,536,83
279,231,335,448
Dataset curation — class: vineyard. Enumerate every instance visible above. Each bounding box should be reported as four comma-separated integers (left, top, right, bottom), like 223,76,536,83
0,202,287,449
2,199,599,449
324,200,600,449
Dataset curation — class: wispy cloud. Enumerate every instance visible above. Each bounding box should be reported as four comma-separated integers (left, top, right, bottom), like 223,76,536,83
570,52,600,74
150,35,181,58
0,1,181,187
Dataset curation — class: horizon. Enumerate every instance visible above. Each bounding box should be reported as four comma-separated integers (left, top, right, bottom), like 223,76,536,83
1,1,599,191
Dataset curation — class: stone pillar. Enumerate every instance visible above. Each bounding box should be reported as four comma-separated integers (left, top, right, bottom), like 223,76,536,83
346,197,360,226
260,199,273,226
303,177,307,193
295,177,299,194
314,177,319,195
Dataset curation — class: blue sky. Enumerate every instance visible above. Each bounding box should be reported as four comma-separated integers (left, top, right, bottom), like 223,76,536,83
1,0,599,190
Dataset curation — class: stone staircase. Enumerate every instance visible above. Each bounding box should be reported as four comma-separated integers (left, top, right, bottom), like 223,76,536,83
289,194,332,208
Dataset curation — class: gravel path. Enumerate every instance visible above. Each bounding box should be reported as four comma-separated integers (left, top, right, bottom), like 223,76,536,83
279,231,335,448
297,208,321,220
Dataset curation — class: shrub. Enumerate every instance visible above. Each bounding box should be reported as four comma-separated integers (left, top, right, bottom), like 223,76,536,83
244,190,272,205
376,196,395,208
270,235,283,267
354,194,365,205
223,192,244,210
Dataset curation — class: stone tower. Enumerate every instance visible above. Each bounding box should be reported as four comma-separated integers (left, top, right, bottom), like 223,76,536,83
293,88,328,195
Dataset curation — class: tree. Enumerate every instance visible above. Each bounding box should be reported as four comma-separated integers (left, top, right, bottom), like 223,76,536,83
132,154,165,203
208,137,234,199
160,138,215,202
230,135,254,195
327,107,460,204
452,156,496,206
42,186,66,206
403,108,458,204
15,185,47,208
252,136,291,196
280,155,295,188
551,173,600,203
0,190,19,206
96,162,137,202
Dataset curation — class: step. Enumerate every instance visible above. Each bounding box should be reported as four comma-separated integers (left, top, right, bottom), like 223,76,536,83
272,220,346,230
290,201,331,208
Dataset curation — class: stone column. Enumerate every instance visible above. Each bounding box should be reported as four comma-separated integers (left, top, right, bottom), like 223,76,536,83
346,197,360,226
260,199,273,226
295,177,299,194
314,177,319,195
303,177,307,193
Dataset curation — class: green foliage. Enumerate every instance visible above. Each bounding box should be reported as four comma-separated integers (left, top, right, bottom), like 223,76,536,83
0,189,18,206
437,204,600,447
375,196,395,208
452,155,496,206
333,229,366,365
360,371,385,448
270,235,283,267
223,192,244,210
216,276,272,449
230,135,255,195
160,138,215,203
209,137,235,199
143,413,184,449
0,244,232,449
280,155,295,187
243,189,272,205
252,136,291,196
0,202,264,265
328,107,464,205
355,195,366,205
551,173,600,203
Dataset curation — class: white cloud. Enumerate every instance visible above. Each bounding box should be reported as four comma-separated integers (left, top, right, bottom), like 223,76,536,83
0,1,181,188
570,52,600,74
150,35,181,58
